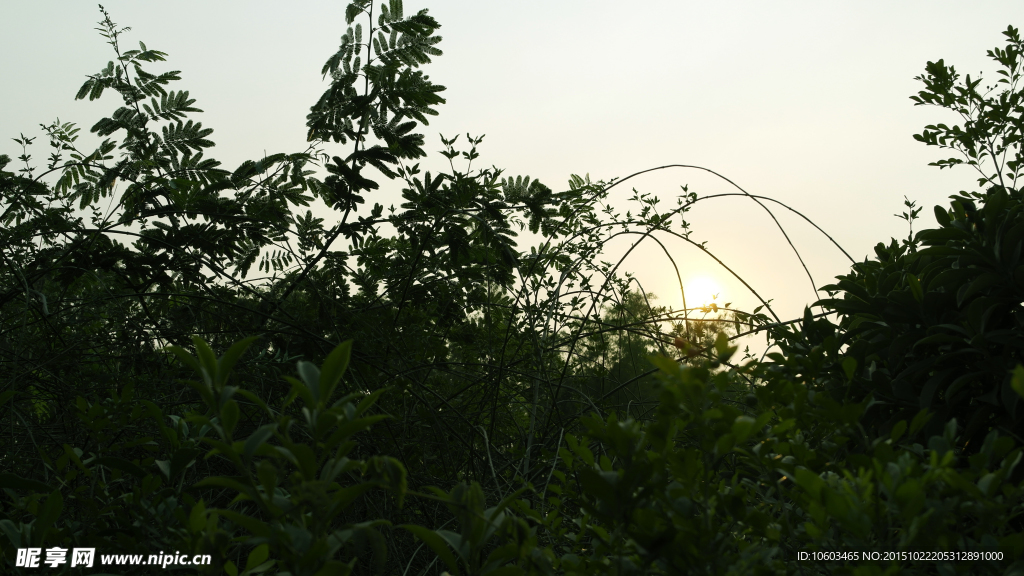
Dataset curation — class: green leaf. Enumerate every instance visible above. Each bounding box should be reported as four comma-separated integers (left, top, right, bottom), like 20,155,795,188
245,544,270,572
400,524,461,575
351,387,387,416
217,336,260,387
33,490,63,546
195,476,258,499
169,448,202,480
732,415,757,443
0,519,23,548
841,357,857,381
907,273,923,302
297,361,322,401
155,459,171,480
909,409,933,435
189,501,207,533
164,344,203,376
0,473,53,494
1012,365,1024,399
319,340,353,403
284,376,315,408
793,467,825,501
890,420,908,443
191,336,219,385
244,424,278,461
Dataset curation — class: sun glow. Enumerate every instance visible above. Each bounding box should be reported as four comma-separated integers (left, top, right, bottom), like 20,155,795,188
683,276,723,310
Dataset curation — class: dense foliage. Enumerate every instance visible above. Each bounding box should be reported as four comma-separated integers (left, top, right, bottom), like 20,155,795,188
2,2,1023,574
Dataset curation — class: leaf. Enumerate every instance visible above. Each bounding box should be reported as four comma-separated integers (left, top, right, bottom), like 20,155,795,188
191,336,218,385
94,457,147,479
244,424,278,461
155,459,171,480
1012,365,1024,399
0,519,22,548
217,336,260,387
732,415,757,443
841,357,857,381
319,340,353,403
957,272,1001,307
33,490,64,546
245,544,270,572
890,420,908,443
907,273,923,302
909,409,933,435
400,525,461,575
164,344,203,376
0,473,53,494
169,448,203,480
793,467,825,502
189,501,207,533
195,476,257,498
297,361,322,401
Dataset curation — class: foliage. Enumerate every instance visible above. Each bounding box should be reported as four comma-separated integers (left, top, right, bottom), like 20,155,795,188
538,344,1024,575
3,3,1024,575
0,1,743,572
798,25,1024,455
0,338,407,576
911,25,1023,191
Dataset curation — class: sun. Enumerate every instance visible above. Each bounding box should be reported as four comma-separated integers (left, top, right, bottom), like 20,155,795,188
683,276,723,310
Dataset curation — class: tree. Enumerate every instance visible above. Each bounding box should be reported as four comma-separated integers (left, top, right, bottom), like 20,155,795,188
0,2,746,572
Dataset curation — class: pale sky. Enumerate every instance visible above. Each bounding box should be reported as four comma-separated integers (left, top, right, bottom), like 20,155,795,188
3,1,1021,350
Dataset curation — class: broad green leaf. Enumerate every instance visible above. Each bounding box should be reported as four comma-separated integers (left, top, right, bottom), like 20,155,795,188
400,525,461,575
33,490,64,546
0,473,53,494
164,345,203,376
890,420,908,443
297,360,321,401
169,448,202,480
732,415,757,443
907,273,923,302
320,340,353,403
793,467,825,501
245,544,270,571
189,501,207,533
1012,365,1024,399
909,409,933,435
216,336,260,386
842,357,857,381
0,519,23,548
244,424,278,461
191,336,218,385
155,459,171,480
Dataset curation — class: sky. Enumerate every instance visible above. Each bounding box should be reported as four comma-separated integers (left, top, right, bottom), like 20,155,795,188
2,1,1021,351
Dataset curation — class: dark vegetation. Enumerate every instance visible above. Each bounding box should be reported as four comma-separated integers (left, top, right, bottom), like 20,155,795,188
1,2,1023,574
